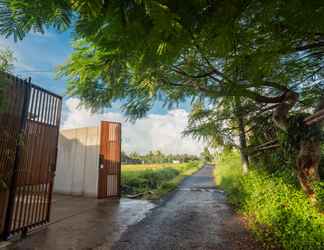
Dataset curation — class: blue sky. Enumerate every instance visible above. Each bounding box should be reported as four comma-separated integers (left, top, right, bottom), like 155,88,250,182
0,30,204,154
0,30,72,95
0,29,191,115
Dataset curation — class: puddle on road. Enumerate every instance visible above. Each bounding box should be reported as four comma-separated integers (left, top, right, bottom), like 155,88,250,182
115,198,156,227
6,197,156,250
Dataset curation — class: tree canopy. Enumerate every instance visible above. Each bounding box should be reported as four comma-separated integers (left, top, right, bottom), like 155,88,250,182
1,0,323,117
1,0,323,199
57,0,324,118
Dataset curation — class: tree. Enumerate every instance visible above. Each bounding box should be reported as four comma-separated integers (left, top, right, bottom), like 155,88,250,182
1,0,323,199
200,147,213,163
185,97,256,174
0,48,14,72
0,47,15,112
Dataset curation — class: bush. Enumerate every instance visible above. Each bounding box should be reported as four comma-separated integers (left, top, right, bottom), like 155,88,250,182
215,151,324,250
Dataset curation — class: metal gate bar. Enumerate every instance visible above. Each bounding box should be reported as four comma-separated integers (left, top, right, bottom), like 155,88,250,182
0,73,62,239
0,73,28,235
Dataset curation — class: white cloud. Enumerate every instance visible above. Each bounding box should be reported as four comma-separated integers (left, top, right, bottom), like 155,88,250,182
62,98,206,155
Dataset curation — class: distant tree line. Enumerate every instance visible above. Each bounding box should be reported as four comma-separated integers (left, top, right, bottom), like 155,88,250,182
122,150,199,164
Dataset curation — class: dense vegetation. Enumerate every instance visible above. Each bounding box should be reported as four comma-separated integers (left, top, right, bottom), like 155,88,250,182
215,151,324,250
122,151,199,164
122,162,201,199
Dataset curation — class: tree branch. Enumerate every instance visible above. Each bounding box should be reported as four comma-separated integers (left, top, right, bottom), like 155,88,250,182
294,42,324,52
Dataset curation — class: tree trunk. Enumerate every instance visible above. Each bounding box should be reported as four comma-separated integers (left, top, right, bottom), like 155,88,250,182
238,114,249,175
296,135,321,203
234,99,249,175
273,91,321,201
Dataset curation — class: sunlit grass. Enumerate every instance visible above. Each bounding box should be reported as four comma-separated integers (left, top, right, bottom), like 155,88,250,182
121,162,201,199
122,163,188,172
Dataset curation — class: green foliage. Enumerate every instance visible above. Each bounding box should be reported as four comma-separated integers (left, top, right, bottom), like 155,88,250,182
122,150,199,164
122,167,179,194
214,150,243,200
215,151,324,250
122,161,201,199
200,147,213,163
2,1,323,119
58,0,323,119
0,47,14,72
0,0,72,41
184,99,238,148
313,181,324,210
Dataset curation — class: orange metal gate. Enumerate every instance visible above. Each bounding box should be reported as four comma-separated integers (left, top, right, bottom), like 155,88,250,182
98,121,121,198
0,73,62,239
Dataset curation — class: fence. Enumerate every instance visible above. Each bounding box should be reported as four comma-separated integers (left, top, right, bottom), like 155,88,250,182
0,72,62,239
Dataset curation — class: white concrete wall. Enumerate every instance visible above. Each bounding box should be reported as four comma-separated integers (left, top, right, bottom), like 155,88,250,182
54,126,100,197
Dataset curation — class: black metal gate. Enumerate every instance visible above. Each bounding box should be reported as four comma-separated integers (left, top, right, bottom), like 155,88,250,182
0,72,62,239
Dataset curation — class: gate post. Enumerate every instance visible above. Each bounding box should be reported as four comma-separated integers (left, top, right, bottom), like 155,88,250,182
3,78,31,240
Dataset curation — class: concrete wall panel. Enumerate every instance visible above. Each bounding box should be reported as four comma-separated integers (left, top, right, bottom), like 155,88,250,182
54,127,100,197
84,127,100,197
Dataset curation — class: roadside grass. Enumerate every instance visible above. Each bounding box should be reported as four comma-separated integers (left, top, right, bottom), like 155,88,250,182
214,151,324,250
122,163,181,172
122,161,201,199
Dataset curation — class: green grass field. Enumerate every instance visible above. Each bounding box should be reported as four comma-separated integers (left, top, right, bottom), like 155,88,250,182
121,162,201,199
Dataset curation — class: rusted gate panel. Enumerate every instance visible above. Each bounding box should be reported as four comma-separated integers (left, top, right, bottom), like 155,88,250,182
0,73,62,239
0,73,28,236
98,121,121,198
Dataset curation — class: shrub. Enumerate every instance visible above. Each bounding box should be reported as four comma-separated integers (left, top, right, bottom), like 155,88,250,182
215,151,324,250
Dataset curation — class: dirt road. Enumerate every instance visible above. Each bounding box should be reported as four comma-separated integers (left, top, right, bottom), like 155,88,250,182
111,165,262,250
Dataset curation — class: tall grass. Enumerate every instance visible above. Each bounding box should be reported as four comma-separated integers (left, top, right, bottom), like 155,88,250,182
122,161,201,199
215,151,324,250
